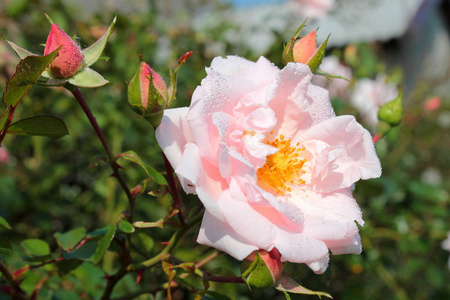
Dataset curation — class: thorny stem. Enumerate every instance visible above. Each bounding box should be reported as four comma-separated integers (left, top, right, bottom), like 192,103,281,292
0,263,27,299
101,210,203,299
67,85,135,220
162,151,186,227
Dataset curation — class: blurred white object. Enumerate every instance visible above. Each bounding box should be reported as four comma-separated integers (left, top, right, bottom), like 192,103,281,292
442,233,450,269
312,55,352,99
350,75,398,131
293,0,336,18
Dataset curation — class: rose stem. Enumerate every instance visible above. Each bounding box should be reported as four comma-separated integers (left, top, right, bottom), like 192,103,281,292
67,85,135,220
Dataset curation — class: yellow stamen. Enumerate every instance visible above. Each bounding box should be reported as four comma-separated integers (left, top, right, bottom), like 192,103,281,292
257,135,306,195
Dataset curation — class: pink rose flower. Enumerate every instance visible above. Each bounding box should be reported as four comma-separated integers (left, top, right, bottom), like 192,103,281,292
156,56,381,273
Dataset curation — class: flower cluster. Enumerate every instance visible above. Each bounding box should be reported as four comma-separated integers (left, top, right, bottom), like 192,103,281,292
156,56,381,273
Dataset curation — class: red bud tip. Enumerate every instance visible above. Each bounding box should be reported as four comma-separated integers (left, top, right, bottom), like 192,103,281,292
178,51,194,65
44,24,84,78
136,269,144,286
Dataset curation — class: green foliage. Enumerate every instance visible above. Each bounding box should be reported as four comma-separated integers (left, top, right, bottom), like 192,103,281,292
54,228,86,251
20,239,50,257
2,50,59,105
0,1,448,300
7,115,68,139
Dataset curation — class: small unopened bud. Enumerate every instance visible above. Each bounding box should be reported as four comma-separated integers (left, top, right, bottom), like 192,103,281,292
128,61,168,128
43,24,84,78
378,89,403,126
293,31,317,64
241,248,283,288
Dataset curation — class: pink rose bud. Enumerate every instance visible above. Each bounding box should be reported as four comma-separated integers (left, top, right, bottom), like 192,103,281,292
0,147,10,164
423,96,441,111
293,31,317,64
241,248,283,288
43,24,84,78
139,63,168,108
128,61,168,128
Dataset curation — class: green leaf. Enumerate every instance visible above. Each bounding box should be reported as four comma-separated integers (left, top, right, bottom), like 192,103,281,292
82,16,117,67
307,34,330,73
92,224,116,265
61,241,97,261
118,150,168,185
0,238,12,251
21,239,50,257
56,259,83,276
2,50,59,106
68,67,109,88
0,216,12,230
54,227,86,251
118,220,135,234
0,106,9,130
275,274,333,299
87,226,111,238
4,39,38,59
133,219,164,229
7,115,69,139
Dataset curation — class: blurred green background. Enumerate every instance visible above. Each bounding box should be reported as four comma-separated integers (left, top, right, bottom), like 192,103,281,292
0,0,449,299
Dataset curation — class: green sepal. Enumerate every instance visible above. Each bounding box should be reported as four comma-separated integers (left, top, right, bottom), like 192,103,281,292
241,251,274,289
306,34,330,73
282,19,308,65
127,61,165,128
7,115,69,139
82,16,117,67
68,67,109,87
315,69,351,81
3,38,38,59
2,49,59,106
127,63,143,111
275,273,333,299
378,88,403,126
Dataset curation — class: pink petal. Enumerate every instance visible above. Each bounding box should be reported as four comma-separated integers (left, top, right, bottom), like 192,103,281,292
301,115,381,192
155,107,193,170
197,211,258,260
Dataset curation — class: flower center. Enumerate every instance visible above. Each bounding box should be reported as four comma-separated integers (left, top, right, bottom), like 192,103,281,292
257,135,307,196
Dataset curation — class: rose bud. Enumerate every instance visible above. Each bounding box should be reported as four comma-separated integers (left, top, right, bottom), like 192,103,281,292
241,249,283,288
128,61,168,128
293,30,317,64
43,24,84,78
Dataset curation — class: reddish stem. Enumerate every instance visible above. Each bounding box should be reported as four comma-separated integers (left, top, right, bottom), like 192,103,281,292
0,105,17,146
67,85,135,220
